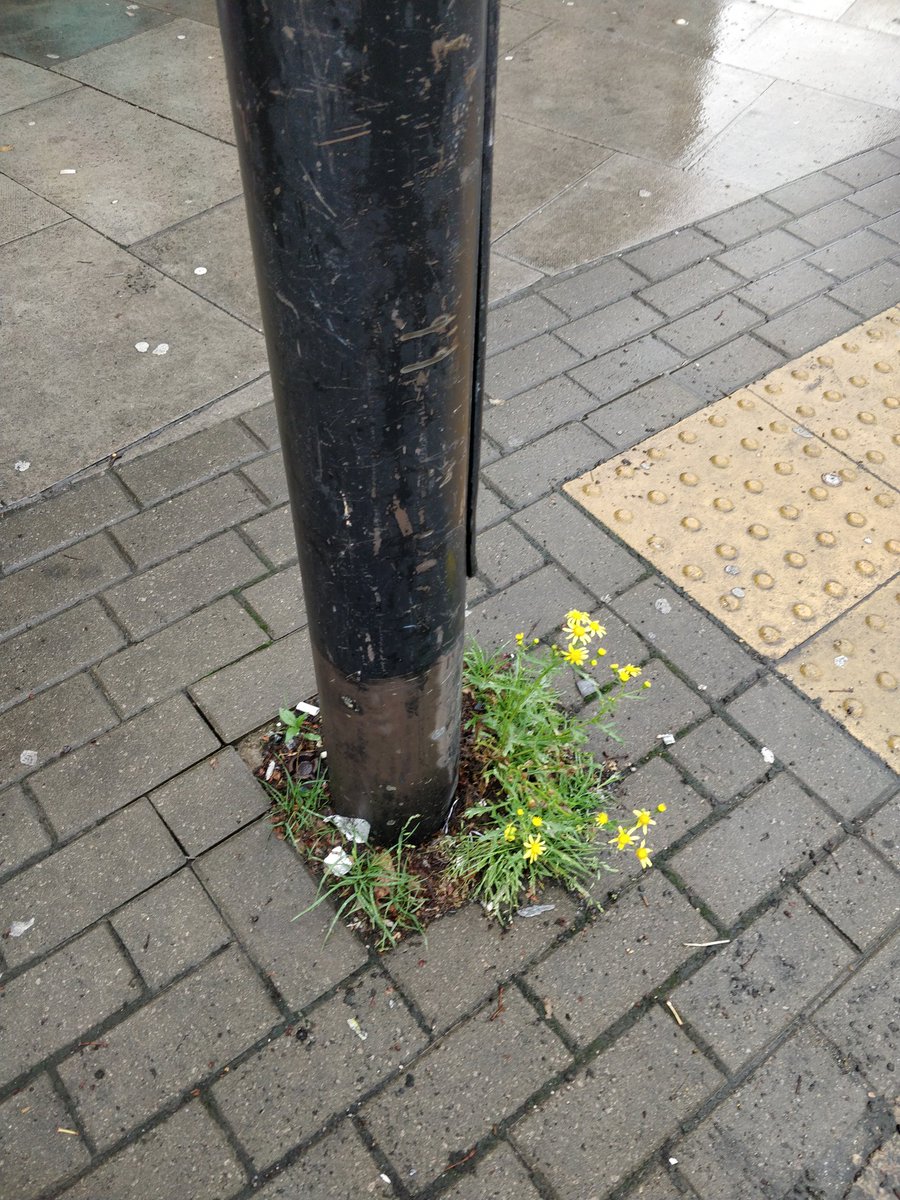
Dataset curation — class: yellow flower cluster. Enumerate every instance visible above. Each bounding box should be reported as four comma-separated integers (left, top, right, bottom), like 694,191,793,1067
595,803,667,869
504,808,548,863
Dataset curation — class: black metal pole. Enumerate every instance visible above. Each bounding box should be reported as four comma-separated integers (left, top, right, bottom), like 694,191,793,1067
217,1,496,843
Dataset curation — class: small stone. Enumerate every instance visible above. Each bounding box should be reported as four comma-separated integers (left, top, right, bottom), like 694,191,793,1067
193,266,207,275
14,460,30,472
576,676,599,698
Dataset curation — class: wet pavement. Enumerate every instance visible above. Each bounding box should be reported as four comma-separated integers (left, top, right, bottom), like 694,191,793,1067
1,3,900,1199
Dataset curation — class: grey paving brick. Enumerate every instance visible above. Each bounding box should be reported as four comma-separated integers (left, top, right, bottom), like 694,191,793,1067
239,450,289,505
727,675,897,817
513,494,644,600
103,530,266,639
0,799,183,968
0,1074,90,1200
487,294,565,355
0,533,129,640
830,259,900,317
525,873,712,1046
110,869,232,989
621,1167,683,1199
482,423,607,508
844,1131,900,1200
251,1123,393,1200
0,475,135,572
483,375,597,450
59,944,279,1147
851,175,900,218
240,504,297,567
785,198,877,247
0,785,50,878
0,926,139,1087
765,170,853,217
240,565,306,638
555,296,663,359
871,210,900,243
671,897,854,1072
637,259,745,319
585,377,705,451
828,148,900,188
657,295,761,358
150,746,268,856
806,229,897,280
213,967,426,1170
474,520,545,589
668,716,769,802
0,599,124,712
673,333,785,402
697,197,789,246
716,227,813,278
799,838,900,951
0,672,117,789
569,335,684,403
465,564,595,651
865,795,900,871
586,659,710,764
669,774,839,927
441,1143,542,1200
622,228,723,282
115,420,261,505
189,626,316,742
541,258,648,319
360,988,569,1186
513,1009,723,1199
112,474,265,569
735,258,835,316
388,891,577,1033
239,400,280,449
196,820,366,1009
57,1101,245,1200
475,484,511,532
30,694,220,839
485,333,583,401
675,1028,883,1200
95,596,268,717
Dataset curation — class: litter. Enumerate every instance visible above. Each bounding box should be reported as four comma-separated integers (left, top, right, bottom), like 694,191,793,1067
724,564,740,576
346,1017,367,1040
638,188,652,198
9,918,35,938
177,33,186,39
684,938,731,947
654,597,672,614
576,676,599,698
822,472,841,487
14,461,30,472
657,732,676,746
323,815,370,844
264,761,276,781
761,746,775,764
834,655,848,668
792,425,814,438
665,999,684,1026
731,587,745,598
152,343,169,355
134,341,149,353
517,904,555,918
323,847,352,876
19,750,38,767
193,266,208,275
59,168,76,175
295,701,320,716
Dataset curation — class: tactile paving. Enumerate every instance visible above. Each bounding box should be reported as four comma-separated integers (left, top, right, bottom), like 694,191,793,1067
565,388,898,657
779,587,899,764
747,307,900,489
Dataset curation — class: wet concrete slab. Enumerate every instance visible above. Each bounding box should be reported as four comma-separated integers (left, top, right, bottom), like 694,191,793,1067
0,173,66,245
0,0,171,66
0,54,80,114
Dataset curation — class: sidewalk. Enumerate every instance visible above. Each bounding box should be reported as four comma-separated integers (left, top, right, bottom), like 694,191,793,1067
2,4,900,1199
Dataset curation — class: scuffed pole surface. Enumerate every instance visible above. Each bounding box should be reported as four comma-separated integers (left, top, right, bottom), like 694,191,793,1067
217,1,491,841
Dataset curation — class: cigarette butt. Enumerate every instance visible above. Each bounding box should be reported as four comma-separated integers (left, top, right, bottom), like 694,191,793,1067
57,1128,79,1136
665,1000,684,1026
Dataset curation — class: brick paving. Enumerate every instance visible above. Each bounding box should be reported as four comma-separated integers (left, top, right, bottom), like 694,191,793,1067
2,55,900,1200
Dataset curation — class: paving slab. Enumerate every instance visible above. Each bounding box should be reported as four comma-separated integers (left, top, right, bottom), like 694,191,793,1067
0,785,51,879
667,715,770,802
239,565,306,638
0,474,135,572
512,1008,723,1200
485,333,583,401
475,520,545,590
568,334,685,403
441,1142,542,1200
0,0,171,65
149,746,269,856
799,836,900,950
0,1074,90,1200
250,1123,394,1199
672,332,785,402
557,296,664,359
831,259,900,317
58,944,279,1147
586,377,706,451
541,257,648,319
464,563,596,651
483,423,608,508
865,795,900,871
637,258,745,319
487,253,544,304
765,170,854,217
57,1101,245,1200
114,419,262,505
195,819,367,1011
585,659,711,763
0,222,266,502
240,451,289,505
212,967,427,1170
0,172,67,246
0,798,183,968
734,257,836,316
0,55,80,113
657,294,761,358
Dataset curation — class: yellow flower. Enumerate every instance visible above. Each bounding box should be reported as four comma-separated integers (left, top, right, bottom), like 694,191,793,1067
566,621,590,645
516,808,525,817
595,811,609,826
596,647,607,657
642,680,652,689
590,659,597,667
632,808,656,832
532,637,540,645
532,815,543,827
614,663,642,683
610,826,636,851
515,632,525,645
657,803,667,813
523,834,545,863
565,609,590,624
562,644,588,667
635,841,653,869
504,823,517,842
587,619,606,637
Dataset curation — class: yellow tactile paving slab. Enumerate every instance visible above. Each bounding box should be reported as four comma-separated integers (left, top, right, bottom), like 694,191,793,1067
747,307,900,489
779,587,899,763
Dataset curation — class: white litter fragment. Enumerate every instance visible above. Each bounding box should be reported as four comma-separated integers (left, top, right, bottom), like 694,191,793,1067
761,746,775,764
380,1175,391,1185
177,33,186,39
14,461,30,472
320,750,328,760
517,904,555,918
324,814,370,844
295,701,320,716
346,1017,367,1041
9,918,35,938
59,168,76,175
323,847,352,877
834,655,848,668
576,676,599,698
724,564,740,576
152,343,169,355
265,760,276,781
504,53,514,60
792,425,814,438
193,266,208,275
46,53,60,59
638,188,652,198
657,733,676,746
19,750,38,767
731,587,746,598
669,1156,679,1165
822,472,841,487
654,597,672,614
134,341,150,353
